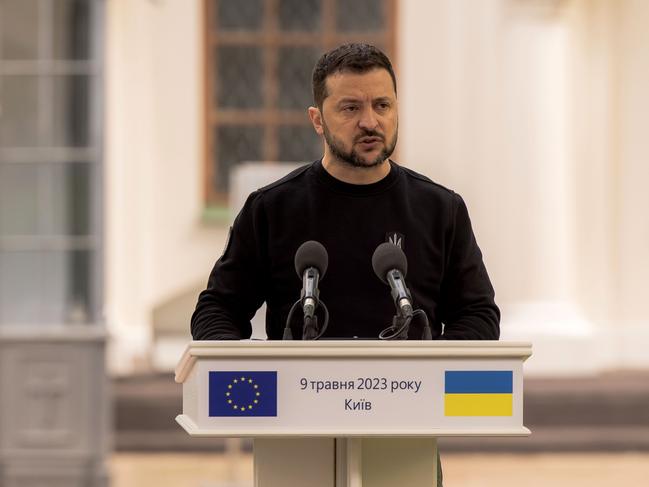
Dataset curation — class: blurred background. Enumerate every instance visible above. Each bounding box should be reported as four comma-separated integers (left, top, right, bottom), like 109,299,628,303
1,0,648,485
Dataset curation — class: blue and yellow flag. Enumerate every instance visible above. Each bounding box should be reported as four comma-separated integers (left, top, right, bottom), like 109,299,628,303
444,371,513,416
209,371,278,417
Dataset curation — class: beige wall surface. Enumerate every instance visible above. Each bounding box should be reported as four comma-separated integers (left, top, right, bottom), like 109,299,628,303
400,0,649,373
105,0,649,375
106,0,228,373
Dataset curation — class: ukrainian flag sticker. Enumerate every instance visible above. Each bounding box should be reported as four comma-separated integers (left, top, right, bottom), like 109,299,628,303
444,370,513,416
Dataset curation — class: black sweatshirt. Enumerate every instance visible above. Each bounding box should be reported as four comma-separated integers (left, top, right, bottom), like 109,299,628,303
191,160,500,341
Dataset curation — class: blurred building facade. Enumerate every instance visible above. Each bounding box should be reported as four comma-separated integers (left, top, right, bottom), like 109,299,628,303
0,0,103,333
0,0,109,483
2,0,648,379
105,0,649,376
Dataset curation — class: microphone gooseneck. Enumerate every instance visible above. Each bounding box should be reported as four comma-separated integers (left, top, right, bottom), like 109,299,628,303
295,240,328,320
372,242,433,340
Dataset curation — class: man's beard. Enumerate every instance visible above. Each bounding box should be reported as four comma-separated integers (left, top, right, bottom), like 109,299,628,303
322,121,398,169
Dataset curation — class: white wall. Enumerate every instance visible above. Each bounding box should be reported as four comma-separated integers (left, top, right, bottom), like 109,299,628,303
400,0,574,303
609,0,649,366
400,0,649,374
105,0,228,374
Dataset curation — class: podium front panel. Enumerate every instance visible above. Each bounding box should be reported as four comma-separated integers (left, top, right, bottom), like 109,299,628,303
176,341,532,438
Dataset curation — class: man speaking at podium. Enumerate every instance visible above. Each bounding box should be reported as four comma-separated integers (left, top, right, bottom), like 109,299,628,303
191,42,499,487
191,43,499,344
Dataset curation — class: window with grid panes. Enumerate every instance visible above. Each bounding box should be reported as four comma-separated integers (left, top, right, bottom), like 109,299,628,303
0,0,103,326
205,0,396,206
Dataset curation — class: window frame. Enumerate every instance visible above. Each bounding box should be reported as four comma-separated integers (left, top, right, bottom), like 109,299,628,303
203,0,397,207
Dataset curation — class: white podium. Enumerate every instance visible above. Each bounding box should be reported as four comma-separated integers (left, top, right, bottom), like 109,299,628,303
175,340,532,486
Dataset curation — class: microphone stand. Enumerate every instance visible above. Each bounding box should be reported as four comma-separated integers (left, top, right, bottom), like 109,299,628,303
302,314,319,340
379,307,433,341
282,298,330,340
379,307,412,340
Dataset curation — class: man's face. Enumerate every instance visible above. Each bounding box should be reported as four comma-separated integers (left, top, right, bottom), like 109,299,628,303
311,68,398,168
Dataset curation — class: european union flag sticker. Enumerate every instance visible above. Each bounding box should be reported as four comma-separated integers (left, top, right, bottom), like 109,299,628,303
209,371,278,417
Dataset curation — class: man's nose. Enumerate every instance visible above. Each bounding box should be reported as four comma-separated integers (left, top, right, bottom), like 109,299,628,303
358,107,379,131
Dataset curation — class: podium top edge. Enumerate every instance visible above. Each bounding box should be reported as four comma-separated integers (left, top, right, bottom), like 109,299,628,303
175,340,533,382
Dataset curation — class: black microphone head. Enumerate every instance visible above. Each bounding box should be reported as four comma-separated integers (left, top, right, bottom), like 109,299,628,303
372,242,408,284
295,240,328,278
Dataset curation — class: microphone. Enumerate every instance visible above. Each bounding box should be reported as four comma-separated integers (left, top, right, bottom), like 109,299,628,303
372,242,414,318
294,240,328,319
283,241,330,340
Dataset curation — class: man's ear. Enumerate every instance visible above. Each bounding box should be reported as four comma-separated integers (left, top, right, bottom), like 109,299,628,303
308,106,324,136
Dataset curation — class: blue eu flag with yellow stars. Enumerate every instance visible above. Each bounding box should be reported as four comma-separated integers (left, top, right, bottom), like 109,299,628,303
209,371,278,417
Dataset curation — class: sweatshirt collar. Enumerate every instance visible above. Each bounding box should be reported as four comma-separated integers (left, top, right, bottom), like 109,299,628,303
312,159,400,196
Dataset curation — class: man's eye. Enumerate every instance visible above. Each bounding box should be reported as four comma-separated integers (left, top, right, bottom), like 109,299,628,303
343,105,358,112
376,103,390,110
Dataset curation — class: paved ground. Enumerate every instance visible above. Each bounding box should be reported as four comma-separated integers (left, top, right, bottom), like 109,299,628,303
110,452,649,487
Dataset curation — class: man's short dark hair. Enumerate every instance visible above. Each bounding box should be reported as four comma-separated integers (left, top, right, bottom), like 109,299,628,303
312,43,397,108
